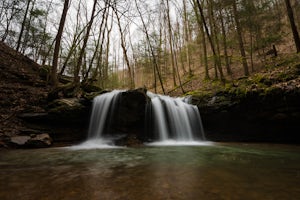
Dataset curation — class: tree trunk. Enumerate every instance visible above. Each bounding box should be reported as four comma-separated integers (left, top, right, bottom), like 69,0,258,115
192,0,210,80
135,0,165,94
16,0,31,52
51,0,70,87
219,7,232,77
2,1,19,42
232,0,249,76
83,1,109,84
74,0,98,86
60,0,84,76
21,0,36,54
183,0,192,76
166,0,177,87
36,0,53,63
285,0,300,53
114,6,135,89
195,0,224,81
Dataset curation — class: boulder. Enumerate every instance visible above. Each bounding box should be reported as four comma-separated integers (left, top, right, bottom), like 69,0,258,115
101,88,150,143
10,136,31,146
9,133,52,148
26,133,53,148
116,88,149,128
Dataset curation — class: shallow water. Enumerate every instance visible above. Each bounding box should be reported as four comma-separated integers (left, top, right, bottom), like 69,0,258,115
1,143,300,200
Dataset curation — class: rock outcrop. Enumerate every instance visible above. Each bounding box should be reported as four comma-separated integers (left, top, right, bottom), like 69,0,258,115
10,133,52,148
18,88,149,146
192,63,300,143
19,98,91,144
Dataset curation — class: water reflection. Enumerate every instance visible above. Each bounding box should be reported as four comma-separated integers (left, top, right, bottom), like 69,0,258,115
1,144,300,199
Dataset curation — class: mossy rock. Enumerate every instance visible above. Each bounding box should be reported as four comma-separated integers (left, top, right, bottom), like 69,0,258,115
82,90,109,101
47,84,81,101
47,98,85,114
81,83,102,93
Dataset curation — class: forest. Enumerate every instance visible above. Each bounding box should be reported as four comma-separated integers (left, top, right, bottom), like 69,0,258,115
1,1,300,199
1,0,299,95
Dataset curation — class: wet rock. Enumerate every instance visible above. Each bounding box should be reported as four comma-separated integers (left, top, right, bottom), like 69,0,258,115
87,88,149,145
193,86,300,143
19,98,91,144
107,88,149,138
9,133,52,148
10,136,31,146
47,98,86,113
26,133,53,148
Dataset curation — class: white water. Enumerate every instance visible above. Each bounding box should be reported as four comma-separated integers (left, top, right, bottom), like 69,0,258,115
73,90,206,149
145,140,212,147
72,90,122,149
87,90,122,139
68,139,123,150
147,92,206,144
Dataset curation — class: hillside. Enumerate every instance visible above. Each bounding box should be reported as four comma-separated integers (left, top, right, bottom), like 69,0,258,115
0,39,300,147
0,41,50,147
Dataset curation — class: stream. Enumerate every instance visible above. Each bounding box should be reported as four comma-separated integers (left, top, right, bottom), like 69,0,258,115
1,143,300,199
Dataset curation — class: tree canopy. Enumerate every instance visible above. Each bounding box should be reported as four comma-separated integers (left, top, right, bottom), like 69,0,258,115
0,0,299,94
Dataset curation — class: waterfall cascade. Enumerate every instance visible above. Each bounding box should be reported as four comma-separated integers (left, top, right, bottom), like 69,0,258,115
87,90,122,139
75,90,205,148
146,92,205,143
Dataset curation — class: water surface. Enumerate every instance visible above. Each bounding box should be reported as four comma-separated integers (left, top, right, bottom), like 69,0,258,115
1,143,300,199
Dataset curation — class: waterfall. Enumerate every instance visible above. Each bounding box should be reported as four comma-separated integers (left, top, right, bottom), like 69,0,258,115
87,90,122,139
146,92,205,143
72,90,205,149
70,90,123,149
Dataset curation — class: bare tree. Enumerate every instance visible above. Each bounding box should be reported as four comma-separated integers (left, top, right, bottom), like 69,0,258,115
134,0,166,94
195,0,224,81
1,0,21,42
165,0,178,87
73,0,98,85
218,2,232,77
285,0,300,53
16,0,32,52
191,0,210,80
112,1,135,88
51,0,70,87
183,0,192,76
232,0,249,76
83,0,110,84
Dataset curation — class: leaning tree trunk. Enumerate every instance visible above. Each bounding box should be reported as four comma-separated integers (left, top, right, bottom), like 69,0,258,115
195,0,224,81
285,0,300,53
51,0,70,87
73,0,98,86
113,5,135,89
134,0,165,94
16,0,31,52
